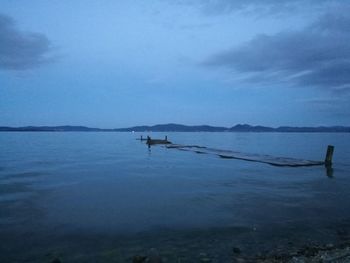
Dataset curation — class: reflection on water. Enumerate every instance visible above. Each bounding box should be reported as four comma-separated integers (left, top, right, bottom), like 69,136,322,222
0,132,350,262
326,165,334,178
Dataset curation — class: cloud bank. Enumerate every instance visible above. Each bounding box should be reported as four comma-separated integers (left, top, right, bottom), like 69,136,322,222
175,0,335,15
0,14,54,70
203,6,350,93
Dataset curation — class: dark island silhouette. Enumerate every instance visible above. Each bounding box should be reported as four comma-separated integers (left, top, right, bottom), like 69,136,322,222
0,123,349,132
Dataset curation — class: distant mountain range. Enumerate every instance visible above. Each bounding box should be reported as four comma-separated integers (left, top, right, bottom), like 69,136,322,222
0,124,349,132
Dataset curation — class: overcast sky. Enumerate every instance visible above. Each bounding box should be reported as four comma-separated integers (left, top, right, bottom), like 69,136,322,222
0,0,349,128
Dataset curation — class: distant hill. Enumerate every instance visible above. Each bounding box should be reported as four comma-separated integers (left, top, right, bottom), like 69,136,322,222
229,124,274,132
0,124,349,132
115,123,350,132
115,123,228,132
0,126,110,132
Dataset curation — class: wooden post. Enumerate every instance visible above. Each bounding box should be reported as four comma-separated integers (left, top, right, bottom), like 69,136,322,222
165,135,167,141
325,145,334,166
326,166,334,178
141,135,143,140
147,136,151,149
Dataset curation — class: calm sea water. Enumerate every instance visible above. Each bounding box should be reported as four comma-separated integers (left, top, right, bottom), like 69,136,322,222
1,132,350,262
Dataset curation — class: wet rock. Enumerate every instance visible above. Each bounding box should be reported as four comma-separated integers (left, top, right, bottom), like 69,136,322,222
132,255,147,263
249,243,350,263
326,243,334,249
198,252,211,262
232,257,245,263
146,248,162,263
289,251,298,257
233,247,241,254
290,257,306,263
321,249,350,262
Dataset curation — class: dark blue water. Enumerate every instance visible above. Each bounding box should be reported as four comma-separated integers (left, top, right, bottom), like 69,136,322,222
1,132,350,262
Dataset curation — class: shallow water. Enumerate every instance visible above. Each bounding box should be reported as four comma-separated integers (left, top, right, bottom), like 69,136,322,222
0,132,350,262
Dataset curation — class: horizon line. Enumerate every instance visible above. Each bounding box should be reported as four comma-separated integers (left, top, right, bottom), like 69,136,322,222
1,123,350,130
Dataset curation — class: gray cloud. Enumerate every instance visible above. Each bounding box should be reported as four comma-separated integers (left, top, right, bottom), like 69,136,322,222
298,96,350,117
0,13,54,70
174,0,335,15
203,6,350,93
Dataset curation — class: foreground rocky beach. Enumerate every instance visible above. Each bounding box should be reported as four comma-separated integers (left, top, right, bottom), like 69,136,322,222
46,241,350,263
130,242,350,263
245,242,350,263
46,227,350,263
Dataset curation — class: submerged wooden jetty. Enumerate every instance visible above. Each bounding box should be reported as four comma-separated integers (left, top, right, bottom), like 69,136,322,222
166,144,334,167
136,135,148,141
142,136,334,168
139,135,172,145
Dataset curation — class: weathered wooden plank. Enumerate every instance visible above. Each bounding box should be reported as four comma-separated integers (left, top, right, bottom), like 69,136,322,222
146,136,172,145
165,144,327,167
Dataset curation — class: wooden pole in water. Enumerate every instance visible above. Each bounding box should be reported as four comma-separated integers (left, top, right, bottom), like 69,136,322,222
325,145,334,166
147,136,151,149
165,135,167,141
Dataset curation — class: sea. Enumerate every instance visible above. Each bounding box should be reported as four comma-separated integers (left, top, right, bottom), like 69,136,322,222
0,132,350,262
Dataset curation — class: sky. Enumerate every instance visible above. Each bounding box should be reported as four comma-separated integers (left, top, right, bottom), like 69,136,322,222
0,0,349,128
